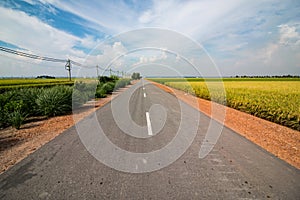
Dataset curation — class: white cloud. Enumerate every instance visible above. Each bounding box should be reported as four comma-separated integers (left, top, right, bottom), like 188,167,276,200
40,0,139,34
261,24,300,64
130,49,168,68
0,6,99,76
0,7,79,57
138,0,245,38
278,24,300,46
139,10,156,24
78,35,101,49
222,24,300,76
84,42,127,69
218,42,248,52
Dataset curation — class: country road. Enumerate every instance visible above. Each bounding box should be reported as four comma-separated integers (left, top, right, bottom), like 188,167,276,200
0,80,299,199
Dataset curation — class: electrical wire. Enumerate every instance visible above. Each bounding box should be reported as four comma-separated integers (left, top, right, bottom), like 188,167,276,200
0,46,126,75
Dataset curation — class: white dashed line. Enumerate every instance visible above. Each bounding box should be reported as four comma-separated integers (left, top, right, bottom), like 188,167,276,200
144,93,146,98
146,112,153,136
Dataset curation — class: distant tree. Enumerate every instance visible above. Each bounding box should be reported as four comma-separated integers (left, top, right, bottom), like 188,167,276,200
36,75,55,79
98,76,115,83
131,72,141,80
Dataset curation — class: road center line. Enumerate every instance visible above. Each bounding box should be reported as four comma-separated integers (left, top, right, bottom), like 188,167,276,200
146,112,153,136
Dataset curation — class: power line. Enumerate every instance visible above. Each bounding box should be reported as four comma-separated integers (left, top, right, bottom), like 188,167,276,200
0,46,127,77
0,46,66,63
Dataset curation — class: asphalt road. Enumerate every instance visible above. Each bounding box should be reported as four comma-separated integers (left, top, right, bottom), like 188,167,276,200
0,80,299,199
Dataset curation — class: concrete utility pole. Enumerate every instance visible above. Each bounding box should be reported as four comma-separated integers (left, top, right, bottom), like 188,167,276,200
96,65,99,77
65,59,71,81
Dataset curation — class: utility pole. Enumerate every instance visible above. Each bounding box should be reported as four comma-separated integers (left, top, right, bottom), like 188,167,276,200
65,59,71,81
109,68,112,76
96,65,99,78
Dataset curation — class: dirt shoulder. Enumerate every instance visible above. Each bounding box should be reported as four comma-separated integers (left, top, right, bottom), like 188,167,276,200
151,81,300,169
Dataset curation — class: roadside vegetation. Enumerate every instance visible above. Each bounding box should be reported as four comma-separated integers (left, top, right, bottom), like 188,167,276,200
0,76,131,130
149,78,300,131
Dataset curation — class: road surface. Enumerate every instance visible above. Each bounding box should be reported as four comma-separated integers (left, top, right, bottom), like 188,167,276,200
0,80,299,199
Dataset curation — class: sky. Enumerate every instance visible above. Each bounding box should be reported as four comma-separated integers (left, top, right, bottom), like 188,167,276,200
0,0,299,77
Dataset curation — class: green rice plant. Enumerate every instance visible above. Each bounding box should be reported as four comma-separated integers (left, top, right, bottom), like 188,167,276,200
36,86,72,117
0,78,71,86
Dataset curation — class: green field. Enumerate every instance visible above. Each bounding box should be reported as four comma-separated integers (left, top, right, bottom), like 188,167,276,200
0,78,72,86
149,78,300,131
0,78,75,93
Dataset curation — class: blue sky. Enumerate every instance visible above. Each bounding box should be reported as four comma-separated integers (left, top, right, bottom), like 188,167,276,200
0,0,299,77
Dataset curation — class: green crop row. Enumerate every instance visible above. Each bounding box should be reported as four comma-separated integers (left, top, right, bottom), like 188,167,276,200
0,82,74,93
160,80,300,131
0,78,71,86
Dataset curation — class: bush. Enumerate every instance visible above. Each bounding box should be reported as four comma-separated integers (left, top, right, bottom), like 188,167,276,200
36,86,72,117
72,89,87,108
19,88,40,116
4,100,27,129
0,91,15,127
98,76,115,83
95,88,107,98
74,81,97,101
115,79,131,90
101,82,115,94
9,110,26,130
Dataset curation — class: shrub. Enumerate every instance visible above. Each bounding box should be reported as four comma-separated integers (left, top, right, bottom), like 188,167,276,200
95,88,107,98
101,82,115,94
72,89,87,108
74,81,97,101
114,79,131,90
0,91,14,127
4,100,27,129
98,76,115,83
36,86,72,117
19,88,40,116
9,110,26,130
